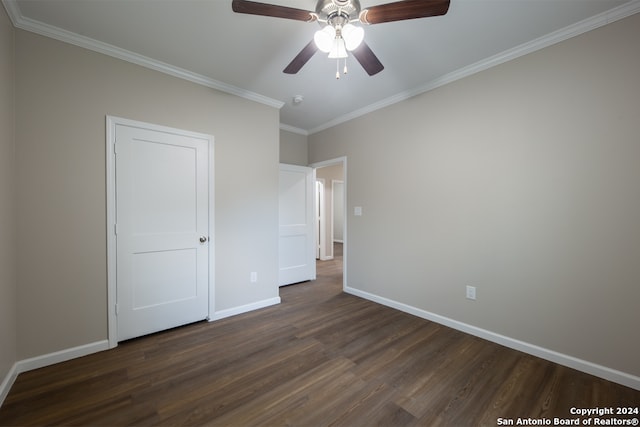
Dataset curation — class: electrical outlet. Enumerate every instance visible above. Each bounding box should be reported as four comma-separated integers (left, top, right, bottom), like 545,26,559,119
466,285,476,300
250,272,257,283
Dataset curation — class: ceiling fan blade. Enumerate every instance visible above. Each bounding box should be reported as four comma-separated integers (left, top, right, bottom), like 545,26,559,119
351,42,384,76
283,40,318,74
360,0,450,25
232,0,316,22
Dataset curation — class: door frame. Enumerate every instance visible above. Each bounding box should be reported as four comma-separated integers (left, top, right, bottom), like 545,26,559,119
316,179,327,260
332,180,344,244
106,116,215,348
310,156,347,291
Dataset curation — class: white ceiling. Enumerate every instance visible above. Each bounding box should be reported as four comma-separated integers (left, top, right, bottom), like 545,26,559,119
4,0,639,134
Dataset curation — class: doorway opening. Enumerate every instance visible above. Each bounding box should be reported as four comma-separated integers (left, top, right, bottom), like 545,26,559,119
311,157,346,291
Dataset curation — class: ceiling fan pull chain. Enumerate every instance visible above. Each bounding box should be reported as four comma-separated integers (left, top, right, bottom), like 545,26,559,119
343,56,348,75
336,59,340,79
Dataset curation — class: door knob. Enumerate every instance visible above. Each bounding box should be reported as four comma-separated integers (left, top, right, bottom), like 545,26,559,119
199,236,208,243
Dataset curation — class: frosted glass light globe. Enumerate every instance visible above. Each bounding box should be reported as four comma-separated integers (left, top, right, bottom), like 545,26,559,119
342,24,364,51
314,26,336,53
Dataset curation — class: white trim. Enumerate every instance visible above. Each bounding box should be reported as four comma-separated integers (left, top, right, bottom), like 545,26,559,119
106,115,215,348
0,295,278,405
4,0,638,134
331,180,344,245
207,133,216,323
1,0,20,25
208,297,281,321
0,363,18,407
1,0,283,110
307,0,640,134
279,124,309,136
344,286,640,391
15,341,110,373
106,117,117,348
0,340,109,407
316,178,327,260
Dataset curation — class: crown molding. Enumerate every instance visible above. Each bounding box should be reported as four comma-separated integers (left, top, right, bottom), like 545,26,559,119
308,0,640,135
1,0,284,110
4,0,638,134
279,123,309,136
1,0,20,25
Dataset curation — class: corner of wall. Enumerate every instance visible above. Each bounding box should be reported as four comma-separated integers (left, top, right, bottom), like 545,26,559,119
0,0,18,408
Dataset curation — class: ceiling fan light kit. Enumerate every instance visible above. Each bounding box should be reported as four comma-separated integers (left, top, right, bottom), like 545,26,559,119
342,24,365,50
313,18,364,78
313,25,336,53
231,0,450,77
327,38,347,59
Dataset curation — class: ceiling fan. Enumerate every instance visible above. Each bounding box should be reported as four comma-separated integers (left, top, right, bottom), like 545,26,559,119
232,0,450,77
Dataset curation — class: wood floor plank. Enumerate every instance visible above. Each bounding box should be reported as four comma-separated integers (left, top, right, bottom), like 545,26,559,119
155,338,328,424
206,357,357,426
1,243,639,426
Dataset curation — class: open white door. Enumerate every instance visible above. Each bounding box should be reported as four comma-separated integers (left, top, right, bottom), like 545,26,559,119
279,164,315,286
114,121,211,341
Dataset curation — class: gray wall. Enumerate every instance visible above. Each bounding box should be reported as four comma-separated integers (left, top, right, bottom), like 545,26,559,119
309,13,640,378
279,129,308,166
14,30,280,360
0,7,17,387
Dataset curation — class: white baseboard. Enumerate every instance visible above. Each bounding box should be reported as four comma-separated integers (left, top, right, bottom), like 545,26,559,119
0,340,109,407
0,362,19,407
208,296,281,321
344,286,640,391
2,295,283,406
15,340,110,374
2,296,284,407
4,289,636,409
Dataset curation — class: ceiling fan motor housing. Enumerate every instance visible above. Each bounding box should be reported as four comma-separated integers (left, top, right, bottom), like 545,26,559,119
316,0,361,22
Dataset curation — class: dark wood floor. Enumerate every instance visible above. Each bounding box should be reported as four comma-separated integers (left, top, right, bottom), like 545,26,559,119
1,243,638,426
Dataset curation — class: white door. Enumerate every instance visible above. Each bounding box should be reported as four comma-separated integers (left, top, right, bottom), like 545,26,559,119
279,164,315,286
115,123,210,341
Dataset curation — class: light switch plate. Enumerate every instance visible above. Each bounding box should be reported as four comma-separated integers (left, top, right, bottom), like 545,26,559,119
354,206,362,216
466,285,476,300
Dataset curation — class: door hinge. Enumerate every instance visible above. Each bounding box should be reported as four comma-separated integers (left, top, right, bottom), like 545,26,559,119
115,303,119,315
114,223,118,235
113,141,118,155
